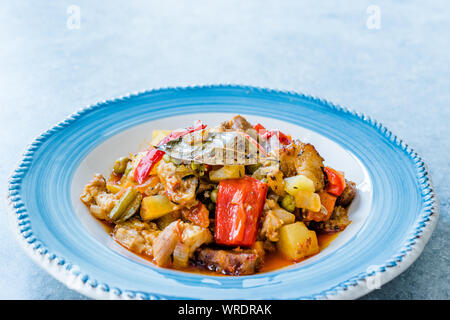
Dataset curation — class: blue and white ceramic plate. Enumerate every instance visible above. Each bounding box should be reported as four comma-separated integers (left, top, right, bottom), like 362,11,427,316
7,85,438,300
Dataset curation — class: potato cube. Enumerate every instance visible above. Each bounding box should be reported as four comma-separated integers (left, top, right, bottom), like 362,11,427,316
140,194,178,221
277,222,319,260
294,190,321,212
284,175,315,195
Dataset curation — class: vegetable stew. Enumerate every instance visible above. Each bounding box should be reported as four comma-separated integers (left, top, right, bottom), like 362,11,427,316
80,115,357,275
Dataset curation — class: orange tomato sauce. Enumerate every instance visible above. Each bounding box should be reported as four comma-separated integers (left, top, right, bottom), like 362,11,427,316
258,232,338,273
101,220,339,275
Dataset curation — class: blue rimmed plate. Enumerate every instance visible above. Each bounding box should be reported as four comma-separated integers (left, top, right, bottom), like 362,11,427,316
7,85,438,299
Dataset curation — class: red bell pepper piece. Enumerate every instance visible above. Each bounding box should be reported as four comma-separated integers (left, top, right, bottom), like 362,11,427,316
253,123,267,135
215,176,268,247
253,123,291,145
324,167,346,196
134,121,207,184
262,130,291,145
156,120,206,147
276,131,292,145
133,148,165,184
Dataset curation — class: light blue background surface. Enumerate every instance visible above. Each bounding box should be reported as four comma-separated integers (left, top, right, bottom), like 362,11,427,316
0,1,448,299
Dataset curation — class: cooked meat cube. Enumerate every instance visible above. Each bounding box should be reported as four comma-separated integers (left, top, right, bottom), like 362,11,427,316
173,223,213,267
152,220,212,268
279,141,325,191
181,202,210,228
80,173,117,221
113,219,160,256
182,224,213,253
259,201,296,242
196,243,265,275
218,115,260,141
156,161,198,207
231,115,254,131
152,220,182,266
310,206,350,233
220,115,254,132
336,180,357,207
259,211,283,242
115,227,146,253
80,173,106,205
263,198,278,210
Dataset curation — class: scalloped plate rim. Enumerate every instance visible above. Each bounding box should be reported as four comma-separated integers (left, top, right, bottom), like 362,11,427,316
6,84,439,300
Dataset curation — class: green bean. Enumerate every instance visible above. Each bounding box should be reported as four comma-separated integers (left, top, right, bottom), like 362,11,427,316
117,192,142,222
113,157,130,174
281,194,296,212
106,184,122,194
109,187,139,220
210,189,218,203
123,161,133,178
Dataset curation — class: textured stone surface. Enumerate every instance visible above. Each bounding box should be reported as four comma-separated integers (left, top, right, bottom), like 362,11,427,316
0,1,448,299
